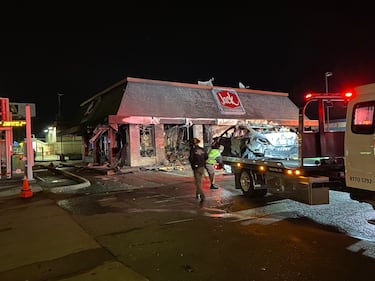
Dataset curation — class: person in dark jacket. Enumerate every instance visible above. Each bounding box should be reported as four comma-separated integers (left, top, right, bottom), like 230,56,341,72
188,138,208,202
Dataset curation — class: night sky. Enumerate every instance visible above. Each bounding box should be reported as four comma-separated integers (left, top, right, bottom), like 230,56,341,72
1,6,375,137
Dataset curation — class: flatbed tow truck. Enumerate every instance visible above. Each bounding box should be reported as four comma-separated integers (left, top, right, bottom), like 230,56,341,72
220,83,375,205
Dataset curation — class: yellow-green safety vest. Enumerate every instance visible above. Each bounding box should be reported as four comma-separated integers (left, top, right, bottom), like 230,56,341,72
206,148,221,165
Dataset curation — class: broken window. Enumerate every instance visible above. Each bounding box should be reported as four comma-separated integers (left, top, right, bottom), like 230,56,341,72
164,124,190,163
140,125,155,157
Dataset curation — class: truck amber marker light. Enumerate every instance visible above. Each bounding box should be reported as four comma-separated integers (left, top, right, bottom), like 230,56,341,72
286,169,301,176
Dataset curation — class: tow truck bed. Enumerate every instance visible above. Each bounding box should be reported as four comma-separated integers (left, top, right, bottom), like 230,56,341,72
222,156,344,171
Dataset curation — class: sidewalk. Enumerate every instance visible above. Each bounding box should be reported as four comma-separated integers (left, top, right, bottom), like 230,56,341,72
0,161,150,281
0,157,95,199
0,173,43,199
0,193,148,281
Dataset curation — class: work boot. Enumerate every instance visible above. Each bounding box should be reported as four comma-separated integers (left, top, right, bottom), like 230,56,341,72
196,193,205,202
210,184,219,189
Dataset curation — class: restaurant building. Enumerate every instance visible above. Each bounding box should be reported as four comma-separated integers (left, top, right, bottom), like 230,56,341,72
77,77,302,168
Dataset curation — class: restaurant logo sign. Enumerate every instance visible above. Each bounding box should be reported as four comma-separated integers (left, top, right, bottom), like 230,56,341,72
212,88,245,115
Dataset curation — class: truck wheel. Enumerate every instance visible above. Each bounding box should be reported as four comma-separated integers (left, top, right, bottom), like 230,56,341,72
237,170,257,198
235,169,267,198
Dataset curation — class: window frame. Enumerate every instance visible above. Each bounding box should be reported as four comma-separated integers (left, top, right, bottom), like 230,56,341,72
351,101,375,135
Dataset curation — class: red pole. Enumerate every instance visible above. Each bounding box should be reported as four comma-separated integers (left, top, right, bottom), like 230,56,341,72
20,104,33,198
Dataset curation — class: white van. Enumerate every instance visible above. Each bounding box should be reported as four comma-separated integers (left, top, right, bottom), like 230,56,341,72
345,83,375,192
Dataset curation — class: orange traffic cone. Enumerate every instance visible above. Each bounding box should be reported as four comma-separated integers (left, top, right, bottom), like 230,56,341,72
20,176,33,198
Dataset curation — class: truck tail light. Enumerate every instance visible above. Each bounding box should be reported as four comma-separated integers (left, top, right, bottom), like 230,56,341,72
343,91,353,99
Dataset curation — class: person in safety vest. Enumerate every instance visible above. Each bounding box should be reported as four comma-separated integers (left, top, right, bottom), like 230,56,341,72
205,141,223,189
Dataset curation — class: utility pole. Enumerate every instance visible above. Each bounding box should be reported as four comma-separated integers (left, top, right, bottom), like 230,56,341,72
57,93,64,161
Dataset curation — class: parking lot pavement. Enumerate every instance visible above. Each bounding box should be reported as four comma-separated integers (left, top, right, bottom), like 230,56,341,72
0,173,149,281
0,160,92,199
0,174,43,199
0,161,199,199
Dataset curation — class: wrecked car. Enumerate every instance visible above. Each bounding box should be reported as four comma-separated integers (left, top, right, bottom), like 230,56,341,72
213,124,298,160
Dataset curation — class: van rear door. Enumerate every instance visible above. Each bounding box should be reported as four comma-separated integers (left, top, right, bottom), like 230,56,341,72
345,89,375,191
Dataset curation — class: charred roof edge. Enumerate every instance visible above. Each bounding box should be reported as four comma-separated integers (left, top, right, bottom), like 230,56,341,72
80,78,127,107
126,77,289,97
80,76,290,107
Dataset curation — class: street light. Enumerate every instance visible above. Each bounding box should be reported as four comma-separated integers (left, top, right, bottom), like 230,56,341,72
325,72,333,93
57,93,63,120
57,93,64,161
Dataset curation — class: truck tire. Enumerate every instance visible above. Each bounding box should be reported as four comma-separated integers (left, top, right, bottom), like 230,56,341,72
236,169,257,198
235,169,267,198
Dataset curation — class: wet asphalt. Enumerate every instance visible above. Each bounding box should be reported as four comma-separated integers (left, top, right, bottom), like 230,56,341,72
1,161,375,280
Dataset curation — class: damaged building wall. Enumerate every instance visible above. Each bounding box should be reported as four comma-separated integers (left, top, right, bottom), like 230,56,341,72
80,77,304,169
128,124,156,167
154,124,166,165
164,124,191,165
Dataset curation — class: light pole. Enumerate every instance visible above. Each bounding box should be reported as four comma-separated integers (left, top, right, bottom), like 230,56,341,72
325,72,333,93
57,93,64,161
